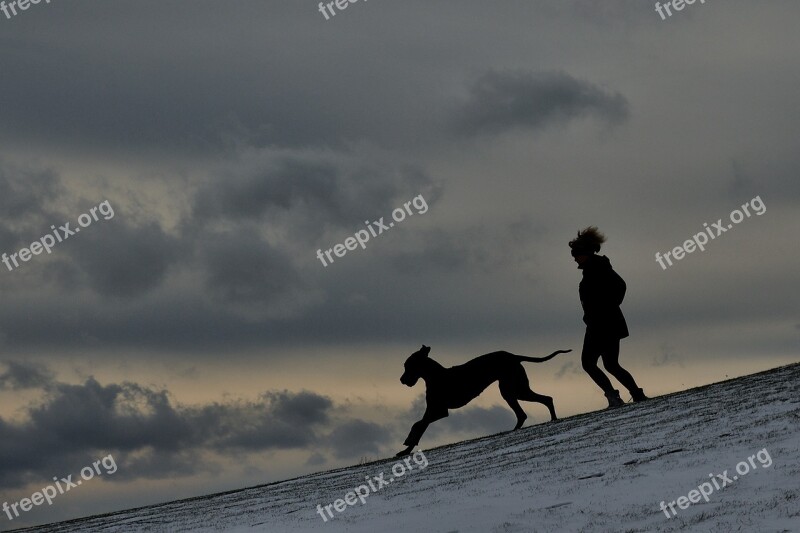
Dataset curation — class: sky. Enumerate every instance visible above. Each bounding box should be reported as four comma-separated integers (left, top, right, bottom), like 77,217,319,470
0,0,798,528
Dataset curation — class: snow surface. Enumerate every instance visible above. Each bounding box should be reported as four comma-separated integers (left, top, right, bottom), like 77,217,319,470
14,363,799,532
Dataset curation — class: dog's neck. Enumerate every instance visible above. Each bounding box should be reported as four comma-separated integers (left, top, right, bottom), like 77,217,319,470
418,358,447,382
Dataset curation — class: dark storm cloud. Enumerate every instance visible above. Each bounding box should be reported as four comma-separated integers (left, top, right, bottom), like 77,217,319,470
191,151,440,232
326,420,394,459
193,158,339,223
0,362,513,490
452,70,629,137
175,147,441,318
0,0,795,360
0,1,454,156
67,219,181,298
0,361,54,391
0,164,62,252
0,161,180,299
195,389,335,452
0,378,191,488
266,390,332,426
388,219,544,274
0,2,341,155
0,165,61,220
0,370,390,489
196,229,300,305
191,390,332,452
0,1,649,158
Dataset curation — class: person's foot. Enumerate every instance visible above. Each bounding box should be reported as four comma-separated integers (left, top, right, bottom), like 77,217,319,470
630,388,649,402
605,390,625,408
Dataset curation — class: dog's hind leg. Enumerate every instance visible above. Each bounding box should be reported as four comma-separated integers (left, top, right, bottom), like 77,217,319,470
518,388,557,421
500,385,528,430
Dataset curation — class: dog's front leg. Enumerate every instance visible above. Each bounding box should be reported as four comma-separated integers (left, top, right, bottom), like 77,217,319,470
401,419,430,449
395,445,414,457
398,409,447,456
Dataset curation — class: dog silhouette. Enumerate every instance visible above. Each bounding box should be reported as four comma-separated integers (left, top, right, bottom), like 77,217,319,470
396,345,571,456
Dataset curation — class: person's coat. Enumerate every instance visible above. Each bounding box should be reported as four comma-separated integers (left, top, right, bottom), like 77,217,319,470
578,254,629,339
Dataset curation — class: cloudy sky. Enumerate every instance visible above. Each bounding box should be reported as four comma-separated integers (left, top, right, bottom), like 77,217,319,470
1,0,798,528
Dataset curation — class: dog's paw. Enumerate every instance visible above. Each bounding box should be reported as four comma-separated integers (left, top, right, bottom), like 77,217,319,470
395,447,413,457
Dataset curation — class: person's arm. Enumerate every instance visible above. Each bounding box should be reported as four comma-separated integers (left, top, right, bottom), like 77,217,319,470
609,269,626,306
581,270,625,324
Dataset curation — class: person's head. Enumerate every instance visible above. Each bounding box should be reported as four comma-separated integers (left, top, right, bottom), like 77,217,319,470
569,226,606,267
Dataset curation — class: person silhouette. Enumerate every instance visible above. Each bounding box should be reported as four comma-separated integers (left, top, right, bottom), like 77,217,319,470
569,227,648,407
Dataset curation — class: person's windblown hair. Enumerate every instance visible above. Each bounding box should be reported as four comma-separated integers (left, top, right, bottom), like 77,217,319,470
569,226,606,255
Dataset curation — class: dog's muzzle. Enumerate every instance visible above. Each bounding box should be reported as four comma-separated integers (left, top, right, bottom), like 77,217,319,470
400,374,417,387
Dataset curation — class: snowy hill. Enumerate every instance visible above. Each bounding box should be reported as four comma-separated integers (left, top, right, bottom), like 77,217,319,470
14,363,799,532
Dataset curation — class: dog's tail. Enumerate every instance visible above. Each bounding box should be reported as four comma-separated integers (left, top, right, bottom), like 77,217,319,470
517,349,572,363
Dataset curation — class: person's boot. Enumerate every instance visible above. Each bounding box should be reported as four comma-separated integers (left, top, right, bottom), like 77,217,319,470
605,390,625,408
630,388,649,402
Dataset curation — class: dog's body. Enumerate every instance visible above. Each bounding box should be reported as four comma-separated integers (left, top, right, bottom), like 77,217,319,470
397,345,571,456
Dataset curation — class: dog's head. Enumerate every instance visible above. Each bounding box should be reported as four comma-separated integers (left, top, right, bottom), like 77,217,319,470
400,345,431,387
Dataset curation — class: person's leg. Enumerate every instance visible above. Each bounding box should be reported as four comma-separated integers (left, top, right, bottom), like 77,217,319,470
581,330,614,393
599,337,641,392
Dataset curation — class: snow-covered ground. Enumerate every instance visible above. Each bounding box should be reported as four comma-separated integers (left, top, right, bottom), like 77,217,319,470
14,362,799,532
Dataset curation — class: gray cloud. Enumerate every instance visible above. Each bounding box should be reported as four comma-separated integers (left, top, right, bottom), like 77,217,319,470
0,164,62,253
0,2,451,156
0,161,179,299
0,361,54,391
326,420,394,459
190,150,440,233
0,165,61,221
197,229,300,307
452,70,629,137
67,220,181,298
0,370,394,490
0,2,791,357
181,147,442,317
187,389,336,453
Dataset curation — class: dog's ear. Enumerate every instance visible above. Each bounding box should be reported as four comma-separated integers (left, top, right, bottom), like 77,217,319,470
421,345,430,356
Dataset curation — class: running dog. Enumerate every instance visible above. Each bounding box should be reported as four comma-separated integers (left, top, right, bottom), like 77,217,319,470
396,345,571,456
